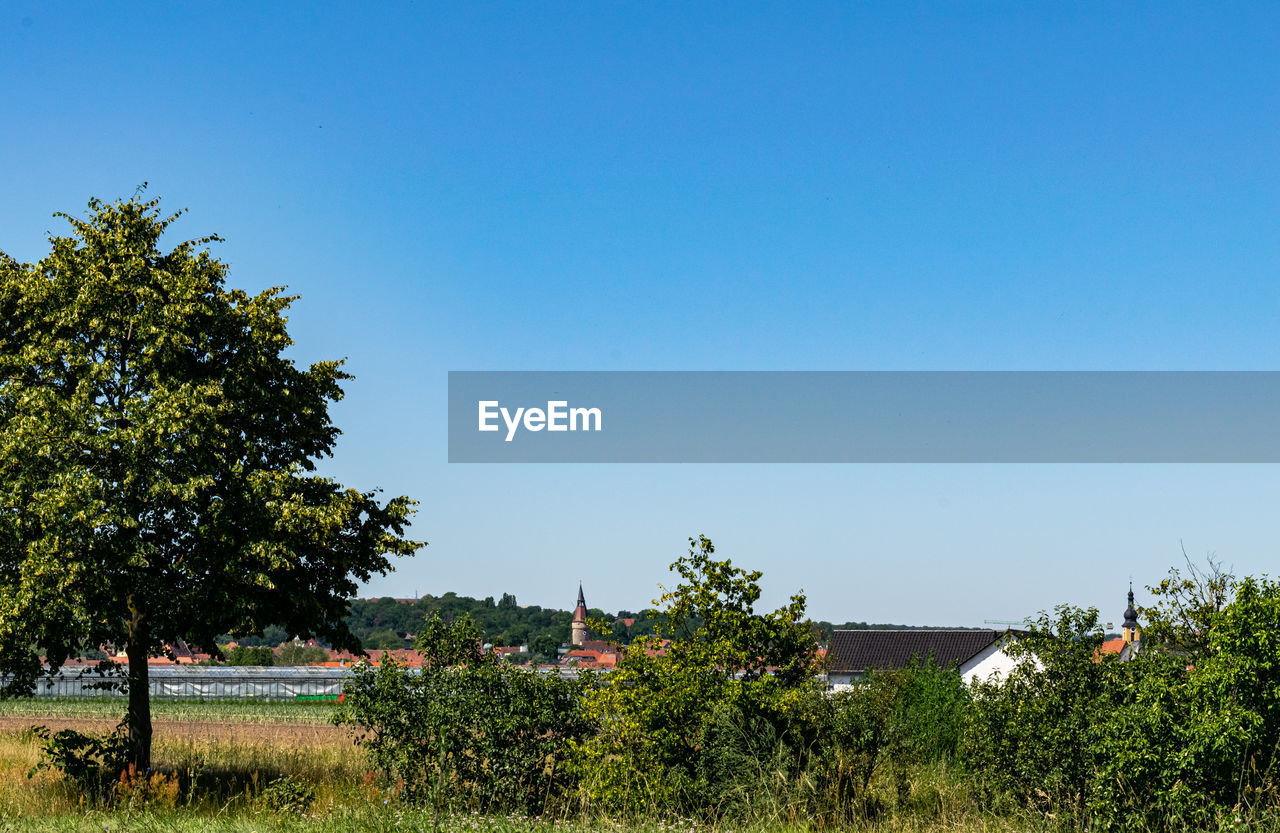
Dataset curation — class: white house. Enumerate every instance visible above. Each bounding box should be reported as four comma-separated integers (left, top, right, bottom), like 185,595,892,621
824,628,1021,690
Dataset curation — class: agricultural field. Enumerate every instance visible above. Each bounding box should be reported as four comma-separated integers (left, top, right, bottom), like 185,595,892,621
0,697,338,725
0,699,348,752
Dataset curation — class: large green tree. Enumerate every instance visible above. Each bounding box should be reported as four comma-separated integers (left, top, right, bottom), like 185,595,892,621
0,193,422,768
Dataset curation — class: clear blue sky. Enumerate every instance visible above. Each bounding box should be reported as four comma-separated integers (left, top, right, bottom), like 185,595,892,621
3,4,1277,626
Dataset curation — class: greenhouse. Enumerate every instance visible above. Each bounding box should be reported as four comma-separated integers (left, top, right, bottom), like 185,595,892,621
10,666,350,701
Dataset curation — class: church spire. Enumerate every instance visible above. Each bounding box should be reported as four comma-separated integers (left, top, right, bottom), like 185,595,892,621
1122,581,1140,644
577,582,586,610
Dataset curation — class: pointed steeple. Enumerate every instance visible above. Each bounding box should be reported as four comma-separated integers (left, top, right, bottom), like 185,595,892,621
571,582,588,646
1122,581,1140,644
1123,583,1138,629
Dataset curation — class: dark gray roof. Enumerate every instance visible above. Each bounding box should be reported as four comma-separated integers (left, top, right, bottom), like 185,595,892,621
827,629,1004,673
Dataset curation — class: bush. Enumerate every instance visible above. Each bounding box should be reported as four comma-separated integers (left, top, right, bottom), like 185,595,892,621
260,774,316,814
337,613,592,814
889,657,969,765
29,726,129,803
275,642,330,666
225,645,275,666
573,537,821,819
963,605,1117,817
963,582,1280,831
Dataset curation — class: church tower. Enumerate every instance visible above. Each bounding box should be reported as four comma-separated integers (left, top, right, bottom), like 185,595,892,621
1122,583,1141,645
571,583,588,647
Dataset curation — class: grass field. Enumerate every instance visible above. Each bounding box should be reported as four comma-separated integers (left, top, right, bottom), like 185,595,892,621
0,700,1265,832
0,714,1039,833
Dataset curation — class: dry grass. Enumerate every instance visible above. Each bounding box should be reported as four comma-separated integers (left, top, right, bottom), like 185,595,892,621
0,719,1266,832
0,727,364,813
0,729,1062,833
0,728,1031,833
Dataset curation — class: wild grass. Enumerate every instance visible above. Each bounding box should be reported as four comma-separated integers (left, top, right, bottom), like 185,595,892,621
0,728,1003,833
0,727,1273,832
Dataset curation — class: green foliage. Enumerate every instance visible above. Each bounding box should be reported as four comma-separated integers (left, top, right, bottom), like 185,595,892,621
964,582,1280,831
275,642,331,666
344,592,669,655
574,536,821,817
28,725,129,803
1082,650,1209,830
225,645,275,666
337,613,592,813
260,774,316,814
0,193,422,766
893,658,970,765
1140,552,1236,653
529,633,559,662
964,605,1114,816
228,624,291,648
343,590,968,662
659,536,817,686
415,611,485,667
788,659,971,824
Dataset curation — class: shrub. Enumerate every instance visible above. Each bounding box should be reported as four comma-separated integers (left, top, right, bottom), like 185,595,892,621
963,583,1280,831
226,645,275,666
260,774,316,814
889,657,969,765
28,726,129,803
963,605,1116,817
337,612,592,814
573,536,821,819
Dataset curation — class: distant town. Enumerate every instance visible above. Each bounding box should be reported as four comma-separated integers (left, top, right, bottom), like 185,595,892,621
62,582,1142,679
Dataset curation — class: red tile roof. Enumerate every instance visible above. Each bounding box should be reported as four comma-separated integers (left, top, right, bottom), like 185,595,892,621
561,649,618,669
1096,637,1125,658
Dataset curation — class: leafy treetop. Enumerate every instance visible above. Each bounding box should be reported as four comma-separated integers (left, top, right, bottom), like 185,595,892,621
0,192,422,766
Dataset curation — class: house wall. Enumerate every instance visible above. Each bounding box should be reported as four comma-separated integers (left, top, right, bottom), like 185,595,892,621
826,644,1021,691
825,671,858,691
959,641,1019,683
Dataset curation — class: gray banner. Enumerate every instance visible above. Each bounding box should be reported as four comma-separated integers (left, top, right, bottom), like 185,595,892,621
447,371,1280,463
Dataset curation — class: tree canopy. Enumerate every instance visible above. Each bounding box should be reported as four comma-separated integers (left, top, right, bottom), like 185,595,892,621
0,193,422,766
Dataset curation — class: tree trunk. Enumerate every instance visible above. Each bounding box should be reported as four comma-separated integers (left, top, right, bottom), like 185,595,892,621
125,604,152,771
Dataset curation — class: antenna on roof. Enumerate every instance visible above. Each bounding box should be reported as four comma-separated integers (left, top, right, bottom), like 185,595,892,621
984,618,1026,628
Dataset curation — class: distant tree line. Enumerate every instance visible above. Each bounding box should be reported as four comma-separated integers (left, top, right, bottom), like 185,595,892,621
342,594,959,657
221,593,986,661
341,592,669,657
208,643,331,667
